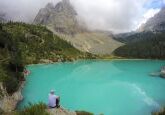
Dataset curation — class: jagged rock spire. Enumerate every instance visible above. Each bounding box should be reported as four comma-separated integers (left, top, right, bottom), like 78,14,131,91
138,7,165,32
62,0,70,4
34,0,85,34
45,2,54,9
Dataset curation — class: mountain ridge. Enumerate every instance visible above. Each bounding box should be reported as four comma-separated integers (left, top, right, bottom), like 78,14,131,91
34,0,123,55
138,7,165,32
34,0,86,35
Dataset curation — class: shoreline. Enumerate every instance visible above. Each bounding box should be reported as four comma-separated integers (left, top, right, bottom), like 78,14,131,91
7,58,165,113
26,58,165,67
0,81,25,112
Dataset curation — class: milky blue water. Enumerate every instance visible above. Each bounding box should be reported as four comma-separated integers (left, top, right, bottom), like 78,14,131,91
19,60,165,115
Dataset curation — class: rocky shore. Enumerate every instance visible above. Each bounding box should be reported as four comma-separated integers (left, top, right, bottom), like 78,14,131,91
150,66,165,78
0,82,24,113
0,82,79,115
160,66,165,78
0,75,84,115
47,108,76,115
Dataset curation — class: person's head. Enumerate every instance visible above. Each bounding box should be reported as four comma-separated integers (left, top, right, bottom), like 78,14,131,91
50,90,55,95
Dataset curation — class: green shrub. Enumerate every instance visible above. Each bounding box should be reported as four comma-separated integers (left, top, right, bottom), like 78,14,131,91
3,75,19,94
16,103,49,115
76,111,94,115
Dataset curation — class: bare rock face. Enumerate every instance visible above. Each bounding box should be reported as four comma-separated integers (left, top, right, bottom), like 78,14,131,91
47,108,76,115
139,7,165,32
160,66,165,78
0,82,24,112
34,0,85,35
34,0,123,55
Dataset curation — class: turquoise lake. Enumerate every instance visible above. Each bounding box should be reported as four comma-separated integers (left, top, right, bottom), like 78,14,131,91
19,60,165,115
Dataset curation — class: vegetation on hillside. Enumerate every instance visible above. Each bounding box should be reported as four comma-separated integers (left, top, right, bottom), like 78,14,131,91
114,32,165,59
114,31,155,43
0,22,96,95
14,103,94,115
15,103,49,115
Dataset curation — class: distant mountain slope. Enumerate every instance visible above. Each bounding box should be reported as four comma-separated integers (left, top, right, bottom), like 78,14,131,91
139,7,165,32
49,28,123,55
114,7,165,59
34,0,123,55
34,0,86,35
115,7,165,44
114,31,155,43
113,32,165,59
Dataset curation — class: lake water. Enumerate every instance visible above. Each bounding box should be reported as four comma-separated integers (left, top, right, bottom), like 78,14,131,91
18,60,165,115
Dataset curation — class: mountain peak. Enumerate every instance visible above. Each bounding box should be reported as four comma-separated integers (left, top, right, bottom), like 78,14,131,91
45,2,54,9
62,0,70,4
54,0,77,15
34,0,85,34
138,8,165,32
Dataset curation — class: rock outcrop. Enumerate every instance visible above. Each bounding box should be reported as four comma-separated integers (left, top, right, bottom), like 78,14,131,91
34,0,86,35
0,82,24,112
47,108,76,115
139,7,165,32
34,0,123,55
160,66,165,78
49,28,123,55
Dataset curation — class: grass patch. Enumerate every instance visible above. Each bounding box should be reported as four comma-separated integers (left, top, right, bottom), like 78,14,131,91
15,103,49,115
76,111,94,115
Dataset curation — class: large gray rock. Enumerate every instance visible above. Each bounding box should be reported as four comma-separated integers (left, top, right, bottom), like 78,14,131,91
160,66,165,78
34,0,85,35
34,0,123,55
0,82,24,112
47,108,76,115
139,7,165,32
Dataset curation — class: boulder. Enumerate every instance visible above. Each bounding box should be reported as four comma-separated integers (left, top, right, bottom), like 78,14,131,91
47,108,76,115
0,82,24,112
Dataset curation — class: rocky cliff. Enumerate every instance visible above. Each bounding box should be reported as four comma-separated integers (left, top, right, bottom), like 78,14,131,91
47,108,76,115
34,0,86,35
34,0,123,55
0,82,24,113
49,28,123,55
139,7,165,32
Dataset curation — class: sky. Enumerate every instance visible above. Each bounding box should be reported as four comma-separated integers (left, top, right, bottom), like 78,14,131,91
0,0,164,33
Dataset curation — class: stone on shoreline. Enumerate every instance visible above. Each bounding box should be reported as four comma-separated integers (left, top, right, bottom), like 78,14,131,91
47,108,76,115
0,82,24,112
160,66,165,78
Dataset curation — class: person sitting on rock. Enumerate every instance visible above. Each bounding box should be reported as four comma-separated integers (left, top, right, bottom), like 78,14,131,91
48,90,60,108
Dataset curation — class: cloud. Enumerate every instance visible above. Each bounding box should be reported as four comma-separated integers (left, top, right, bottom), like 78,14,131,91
71,0,149,33
0,0,162,33
0,0,60,22
137,8,160,28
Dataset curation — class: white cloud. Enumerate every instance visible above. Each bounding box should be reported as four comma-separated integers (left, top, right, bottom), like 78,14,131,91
0,0,161,33
0,0,60,22
71,0,148,33
137,8,160,29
